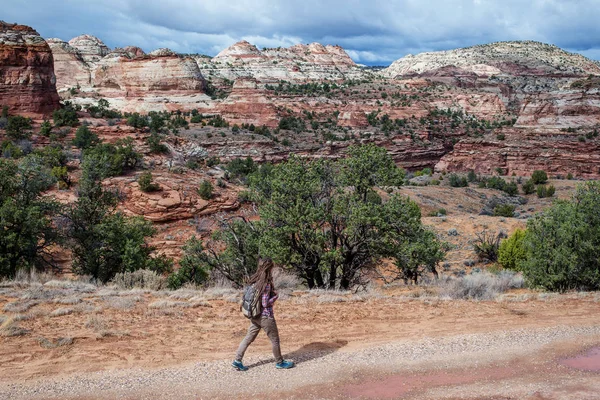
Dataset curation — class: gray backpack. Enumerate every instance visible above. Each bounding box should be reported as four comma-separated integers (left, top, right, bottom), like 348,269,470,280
241,284,262,319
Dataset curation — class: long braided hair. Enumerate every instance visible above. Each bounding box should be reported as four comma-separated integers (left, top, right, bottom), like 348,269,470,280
247,258,275,296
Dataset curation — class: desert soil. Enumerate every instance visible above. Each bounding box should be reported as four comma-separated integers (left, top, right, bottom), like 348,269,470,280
1,286,599,400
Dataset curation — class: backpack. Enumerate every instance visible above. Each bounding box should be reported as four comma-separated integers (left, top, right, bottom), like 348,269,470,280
241,284,262,319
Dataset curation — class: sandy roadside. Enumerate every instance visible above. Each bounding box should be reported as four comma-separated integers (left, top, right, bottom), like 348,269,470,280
2,324,599,400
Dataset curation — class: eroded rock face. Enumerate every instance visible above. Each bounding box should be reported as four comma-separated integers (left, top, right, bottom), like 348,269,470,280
93,53,206,98
435,129,600,179
68,34,110,64
46,38,91,91
516,91,600,128
48,37,209,111
0,21,60,116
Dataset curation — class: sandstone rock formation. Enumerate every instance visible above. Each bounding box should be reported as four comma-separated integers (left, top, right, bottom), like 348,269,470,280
202,40,364,82
48,34,209,112
46,38,91,90
68,34,110,64
383,41,600,78
435,129,600,179
0,21,60,115
39,27,600,180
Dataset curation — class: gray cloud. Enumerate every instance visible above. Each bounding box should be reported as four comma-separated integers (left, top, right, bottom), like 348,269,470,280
2,0,600,65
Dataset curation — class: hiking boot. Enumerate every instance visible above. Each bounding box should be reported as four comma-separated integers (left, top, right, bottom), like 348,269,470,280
232,360,249,371
275,360,295,369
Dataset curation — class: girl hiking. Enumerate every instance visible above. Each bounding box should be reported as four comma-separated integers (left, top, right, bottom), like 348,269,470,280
233,259,295,371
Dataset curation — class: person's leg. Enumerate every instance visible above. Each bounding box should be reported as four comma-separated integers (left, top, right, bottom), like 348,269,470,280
261,317,283,363
235,317,261,362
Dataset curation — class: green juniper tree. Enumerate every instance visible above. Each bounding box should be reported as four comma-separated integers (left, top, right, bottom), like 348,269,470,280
0,156,60,278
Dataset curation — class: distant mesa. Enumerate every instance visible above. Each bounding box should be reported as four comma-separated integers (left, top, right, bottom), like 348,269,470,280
383,41,600,78
213,40,357,68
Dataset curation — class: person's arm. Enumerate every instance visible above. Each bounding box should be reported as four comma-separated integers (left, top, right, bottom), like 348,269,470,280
268,291,279,305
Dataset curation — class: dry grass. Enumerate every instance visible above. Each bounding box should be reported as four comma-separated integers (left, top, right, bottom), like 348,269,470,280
168,290,198,300
44,280,96,293
53,296,83,305
0,317,29,337
203,287,239,299
37,336,74,349
111,270,167,291
84,315,129,338
440,271,524,300
103,296,142,310
20,285,63,300
148,300,192,309
3,300,39,313
50,308,74,318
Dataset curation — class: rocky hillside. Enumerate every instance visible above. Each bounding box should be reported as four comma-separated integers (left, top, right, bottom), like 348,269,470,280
382,41,600,78
0,21,60,116
200,40,364,81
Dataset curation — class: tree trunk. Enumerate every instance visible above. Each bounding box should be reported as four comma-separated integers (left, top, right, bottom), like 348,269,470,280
305,271,315,289
328,262,337,289
314,268,325,288
339,275,351,290
431,265,439,280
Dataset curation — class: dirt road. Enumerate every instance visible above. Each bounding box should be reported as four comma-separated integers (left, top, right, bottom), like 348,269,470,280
1,287,599,399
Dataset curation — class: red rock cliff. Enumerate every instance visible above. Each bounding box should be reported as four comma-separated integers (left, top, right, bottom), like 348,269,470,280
0,22,60,116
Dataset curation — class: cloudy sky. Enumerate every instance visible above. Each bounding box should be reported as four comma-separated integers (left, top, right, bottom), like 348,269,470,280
3,0,600,65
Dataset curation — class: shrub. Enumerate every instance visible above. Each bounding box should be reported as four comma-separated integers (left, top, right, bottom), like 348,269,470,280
278,116,305,133
537,185,549,198
206,156,220,167
442,271,523,300
520,182,600,291
0,156,59,278
467,170,477,182
226,157,257,180
126,113,148,129
146,132,168,154
485,176,507,191
1,140,23,159
537,184,556,198
498,229,526,270
198,180,213,200
138,171,160,192
503,181,519,196
6,116,33,140
448,173,468,187
473,230,506,262
494,204,515,217
111,269,167,291
51,166,70,188
522,179,535,195
167,237,208,289
52,103,79,127
39,120,52,136
66,163,159,283
531,170,548,184
72,125,100,149
83,138,141,177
